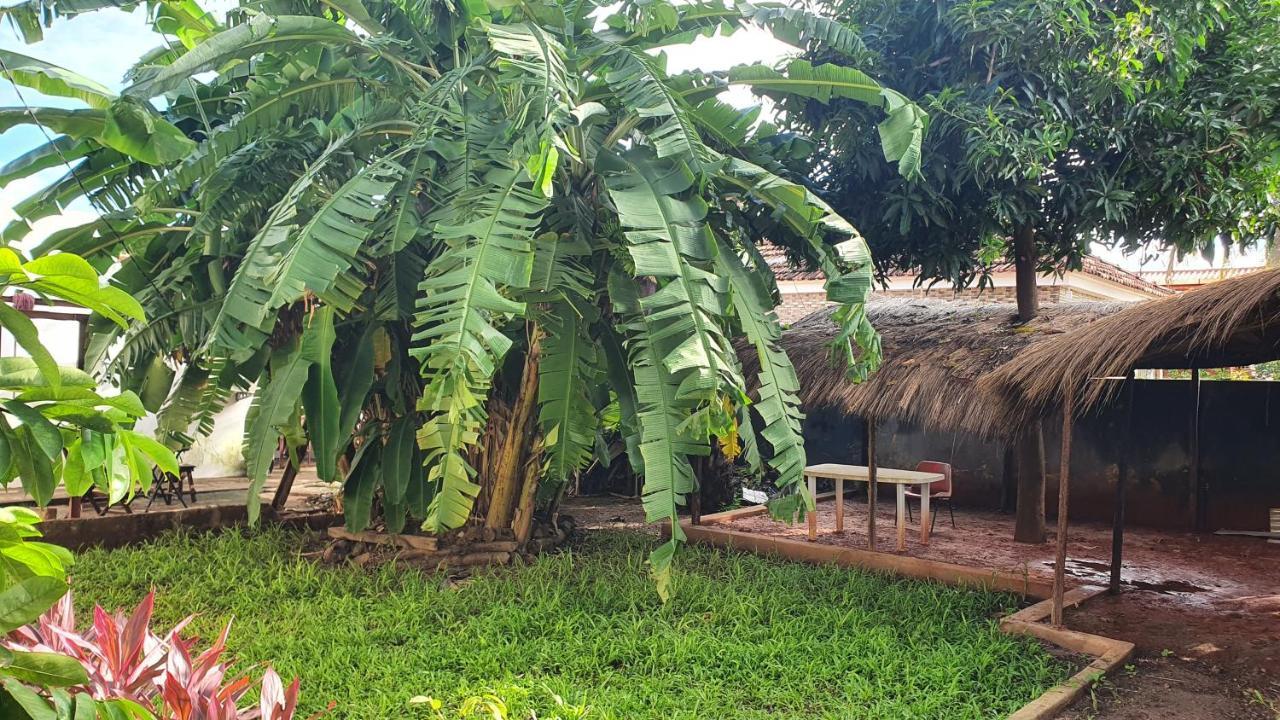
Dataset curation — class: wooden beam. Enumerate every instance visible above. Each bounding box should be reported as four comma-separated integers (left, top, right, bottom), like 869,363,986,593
867,418,877,551
1052,392,1074,627
1110,371,1134,595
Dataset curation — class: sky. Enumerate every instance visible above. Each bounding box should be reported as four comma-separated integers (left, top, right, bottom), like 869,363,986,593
0,5,1266,274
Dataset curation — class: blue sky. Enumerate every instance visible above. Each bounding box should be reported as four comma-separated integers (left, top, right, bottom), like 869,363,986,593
0,5,163,241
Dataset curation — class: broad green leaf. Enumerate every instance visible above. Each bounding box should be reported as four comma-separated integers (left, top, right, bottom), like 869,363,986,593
20,254,143,326
125,15,360,99
0,303,60,389
117,429,179,477
381,416,415,533
342,448,378,532
0,107,105,139
99,98,197,165
1,676,57,720
300,307,340,483
0,575,65,633
3,401,60,459
0,50,113,109
728,60,927,176
0,359,94,391
335,323,375,444
243,340,313,524
1,651,89,687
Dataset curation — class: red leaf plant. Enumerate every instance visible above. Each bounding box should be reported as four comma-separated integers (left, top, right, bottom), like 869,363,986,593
6,590,308,719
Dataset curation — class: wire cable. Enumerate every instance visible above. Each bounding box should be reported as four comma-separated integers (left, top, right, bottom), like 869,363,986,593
0,51,182,321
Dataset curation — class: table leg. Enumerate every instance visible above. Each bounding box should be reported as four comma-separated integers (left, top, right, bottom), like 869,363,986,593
920,482,931,544
806,473,817,541
896,484,907,551
834,479,844,533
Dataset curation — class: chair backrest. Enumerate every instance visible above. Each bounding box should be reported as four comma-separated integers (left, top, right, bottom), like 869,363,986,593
914,461,952,495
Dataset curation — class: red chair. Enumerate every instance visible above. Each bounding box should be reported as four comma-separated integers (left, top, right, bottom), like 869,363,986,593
906,461,955,531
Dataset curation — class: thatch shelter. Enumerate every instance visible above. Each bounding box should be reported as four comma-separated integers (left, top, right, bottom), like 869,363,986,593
771,297,1124,439
980,268,1280,624
984,268,1280,417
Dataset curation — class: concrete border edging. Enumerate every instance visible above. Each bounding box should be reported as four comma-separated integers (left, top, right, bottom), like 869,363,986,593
679,521,1134,720
682,522,1054,598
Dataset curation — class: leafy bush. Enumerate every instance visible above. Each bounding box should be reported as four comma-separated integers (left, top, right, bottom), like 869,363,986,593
7,589,305,719
0,249,176,507
0,506,148,718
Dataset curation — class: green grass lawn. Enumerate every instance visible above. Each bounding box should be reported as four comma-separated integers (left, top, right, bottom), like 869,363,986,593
70,529,1069,719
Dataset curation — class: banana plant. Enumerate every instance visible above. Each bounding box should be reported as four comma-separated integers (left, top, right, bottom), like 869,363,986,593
0,0,925,597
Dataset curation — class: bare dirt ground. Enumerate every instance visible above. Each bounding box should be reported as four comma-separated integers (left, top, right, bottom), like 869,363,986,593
559,494,653,533
725,499,1280,720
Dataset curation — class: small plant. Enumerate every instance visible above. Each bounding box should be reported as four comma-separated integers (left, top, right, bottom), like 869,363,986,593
1247,689,1280,720
409,689,591,719
7,589,308,719
0,507,149,718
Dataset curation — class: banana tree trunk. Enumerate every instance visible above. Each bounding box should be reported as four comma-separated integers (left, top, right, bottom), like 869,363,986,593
484,328,543,531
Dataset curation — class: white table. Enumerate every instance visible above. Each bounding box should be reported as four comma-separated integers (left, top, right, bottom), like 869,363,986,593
803,463,945,551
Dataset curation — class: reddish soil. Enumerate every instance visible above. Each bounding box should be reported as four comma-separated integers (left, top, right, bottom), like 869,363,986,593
560,495,654,533
727,499,1280,720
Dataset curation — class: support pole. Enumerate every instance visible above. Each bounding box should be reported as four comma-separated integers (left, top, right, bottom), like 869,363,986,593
867,417,878,551
1052,391,1074,627
1188,367,1205,530
1110,371,1134,595
271,457,300,513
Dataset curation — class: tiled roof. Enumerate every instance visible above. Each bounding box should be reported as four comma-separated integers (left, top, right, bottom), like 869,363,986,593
1136,265,1267,288
1078,255,1175,296
757,243,824,281
757,242,1173,296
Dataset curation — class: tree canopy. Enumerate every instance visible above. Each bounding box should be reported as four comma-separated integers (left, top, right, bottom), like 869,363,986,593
0,0,924,594
781,0,1280,293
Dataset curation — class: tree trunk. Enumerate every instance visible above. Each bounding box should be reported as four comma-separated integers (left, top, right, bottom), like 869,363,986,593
1013,223,1039,323
1013,423,1047,543
484,329,543,530
511,443,543,545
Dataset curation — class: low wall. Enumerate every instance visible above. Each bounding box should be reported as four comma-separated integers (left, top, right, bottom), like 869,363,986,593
39,507,341,551
802,379,1280,532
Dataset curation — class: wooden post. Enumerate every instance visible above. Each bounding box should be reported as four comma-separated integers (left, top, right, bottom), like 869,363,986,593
1188,367,1205,530
834,479,844,533
1110,371,1134,595
806,470,817,541
1052,391,1074,627
271,458,299,513
895,484,907,551
867,417,878,551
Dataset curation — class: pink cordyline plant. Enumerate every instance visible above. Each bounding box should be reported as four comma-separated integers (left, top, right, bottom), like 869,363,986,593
6,591,307,719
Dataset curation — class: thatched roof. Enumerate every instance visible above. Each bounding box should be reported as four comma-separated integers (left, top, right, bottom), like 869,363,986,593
766,298,1125,439
984,268,1280,418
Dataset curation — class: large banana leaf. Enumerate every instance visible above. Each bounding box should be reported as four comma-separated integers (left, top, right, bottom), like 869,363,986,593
0,49,113,108
125,15,360,99
243,339,313,523
300,307,341,483
411,162,547,532
728,60,927,176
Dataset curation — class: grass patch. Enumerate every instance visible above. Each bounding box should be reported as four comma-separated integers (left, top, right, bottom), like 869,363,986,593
71,529,1069,719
